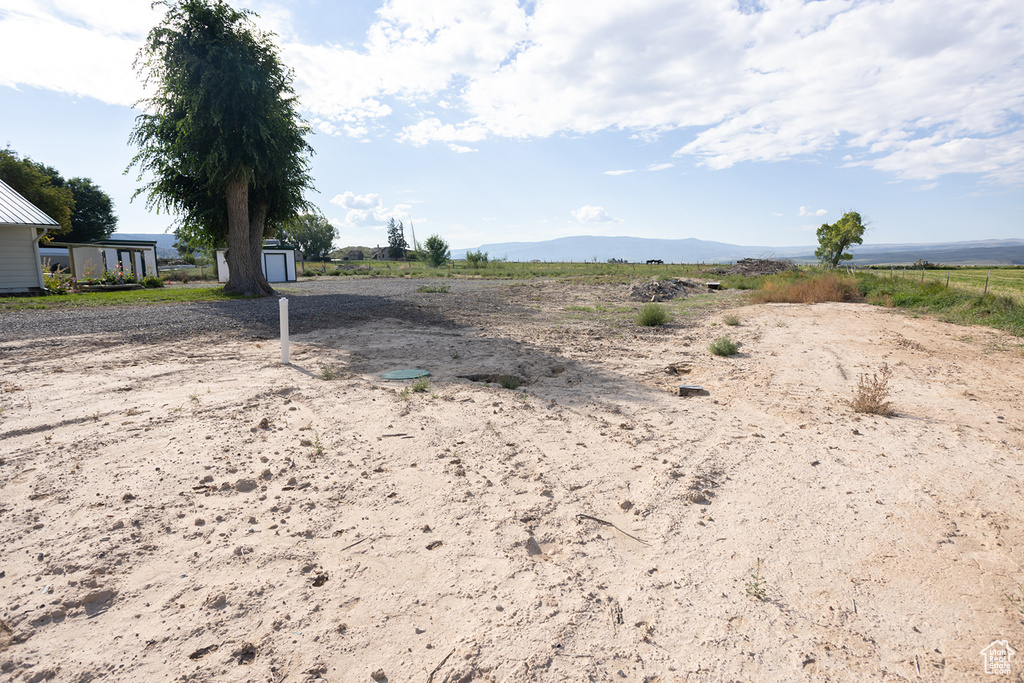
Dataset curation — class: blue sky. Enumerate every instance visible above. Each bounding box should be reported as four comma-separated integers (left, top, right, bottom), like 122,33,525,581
1,0,1022,251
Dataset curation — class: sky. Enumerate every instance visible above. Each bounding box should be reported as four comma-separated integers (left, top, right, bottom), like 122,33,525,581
1,0,1023,252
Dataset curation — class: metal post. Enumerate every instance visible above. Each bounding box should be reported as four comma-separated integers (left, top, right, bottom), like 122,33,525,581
279,298,290,364
984,270,990,295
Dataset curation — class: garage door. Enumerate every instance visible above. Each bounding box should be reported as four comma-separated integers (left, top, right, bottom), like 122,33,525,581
265,253,287,282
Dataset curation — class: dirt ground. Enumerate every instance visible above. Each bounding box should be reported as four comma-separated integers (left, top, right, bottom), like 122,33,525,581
2,280,1023,682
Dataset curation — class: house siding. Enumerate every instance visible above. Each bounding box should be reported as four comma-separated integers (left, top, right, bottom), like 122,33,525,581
0,224,42,291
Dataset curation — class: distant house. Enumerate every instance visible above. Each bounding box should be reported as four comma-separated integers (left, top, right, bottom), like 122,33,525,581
0,178,59,293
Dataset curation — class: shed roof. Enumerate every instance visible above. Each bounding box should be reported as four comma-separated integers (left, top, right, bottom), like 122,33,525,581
0,178,60,227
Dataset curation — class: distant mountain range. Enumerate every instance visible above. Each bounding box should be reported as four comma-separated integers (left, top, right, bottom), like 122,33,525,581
112,232,179,259
451,236,1024,266
114,231,1024,266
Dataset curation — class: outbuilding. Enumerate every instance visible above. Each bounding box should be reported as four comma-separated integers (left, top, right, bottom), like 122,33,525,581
0,178,59,293
40,239,158,280
216,241,297,283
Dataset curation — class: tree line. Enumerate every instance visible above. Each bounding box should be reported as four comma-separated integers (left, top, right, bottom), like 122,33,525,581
0,147,118,243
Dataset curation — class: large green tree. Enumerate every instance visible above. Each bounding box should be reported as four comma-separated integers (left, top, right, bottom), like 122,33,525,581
65,177,118,242
816,211,866,268
129,0,313,296
0,148,74,235
277,213,337,261
386,217,408,260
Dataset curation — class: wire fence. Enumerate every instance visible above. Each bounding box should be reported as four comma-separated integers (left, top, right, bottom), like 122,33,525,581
856,265,1024,300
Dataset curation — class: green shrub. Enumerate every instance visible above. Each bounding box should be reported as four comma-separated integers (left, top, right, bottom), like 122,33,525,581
416,284,450,293
497,375,522,390
143,275,164,288
411,377,430,393
709,335,739,356
424,235,450,268
722,313,741,326
636,303,669,327
465,250,489,268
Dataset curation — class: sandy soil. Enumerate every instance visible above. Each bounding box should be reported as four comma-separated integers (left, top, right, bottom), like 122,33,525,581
2,280,1023,682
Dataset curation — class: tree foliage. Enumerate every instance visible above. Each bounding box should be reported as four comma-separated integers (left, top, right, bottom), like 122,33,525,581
129,0,313,296
423,234,450,268
386,217,408,260
277,213,337,261
65,177,118,242
816,211,866,268
0,148,74,234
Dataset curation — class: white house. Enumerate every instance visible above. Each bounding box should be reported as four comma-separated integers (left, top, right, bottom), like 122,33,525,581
0,178,59,293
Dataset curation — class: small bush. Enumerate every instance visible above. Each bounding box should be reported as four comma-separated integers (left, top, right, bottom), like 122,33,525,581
497,375,522,390
636,303,669,327
850,364,895,416
465,250,489,268
417,284,450,293
411,377,430,393
722,313,741,326
143,275,165,288
320,364,339,380
166,269,191,283
709,336,739,356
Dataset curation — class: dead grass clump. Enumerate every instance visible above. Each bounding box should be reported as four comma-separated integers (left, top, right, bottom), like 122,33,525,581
752,272,859,304
850,363,895,416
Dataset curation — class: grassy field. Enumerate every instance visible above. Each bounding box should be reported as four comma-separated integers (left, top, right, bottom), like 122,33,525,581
0,285,243,312
299,258,717,282
867,265,1024,298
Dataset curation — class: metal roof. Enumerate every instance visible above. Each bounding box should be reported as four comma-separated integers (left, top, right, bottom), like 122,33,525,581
0,178,60,227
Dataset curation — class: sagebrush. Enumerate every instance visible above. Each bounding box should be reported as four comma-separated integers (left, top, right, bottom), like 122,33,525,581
850,364,895,415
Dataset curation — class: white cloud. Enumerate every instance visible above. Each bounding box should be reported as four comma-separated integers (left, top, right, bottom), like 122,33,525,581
329,191,411,229
572,205,615,223
449,144,478,153
0,0,158,105
799,206,828,217
604,169,634,176
291,0,1024,184
5,0,1024,184
647,163,673,172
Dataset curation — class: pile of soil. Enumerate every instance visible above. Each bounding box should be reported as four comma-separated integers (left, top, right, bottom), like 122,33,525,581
709,258,797,277
629,277,704,301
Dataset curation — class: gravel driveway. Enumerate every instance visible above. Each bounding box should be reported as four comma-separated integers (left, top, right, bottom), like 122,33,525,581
0,278,523,343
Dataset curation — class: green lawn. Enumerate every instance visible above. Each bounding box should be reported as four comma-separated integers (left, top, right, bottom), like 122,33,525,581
0,286,245,312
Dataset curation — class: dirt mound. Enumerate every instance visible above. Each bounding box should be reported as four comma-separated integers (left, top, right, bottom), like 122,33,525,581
709,257,797,277
629,278,704,301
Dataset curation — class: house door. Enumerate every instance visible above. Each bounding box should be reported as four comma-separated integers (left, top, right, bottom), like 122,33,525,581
264,253,287,282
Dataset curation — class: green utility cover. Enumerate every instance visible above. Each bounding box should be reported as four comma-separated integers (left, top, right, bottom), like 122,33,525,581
380,369,430,380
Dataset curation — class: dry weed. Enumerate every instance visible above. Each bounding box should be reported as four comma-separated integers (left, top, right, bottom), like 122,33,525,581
850,363,895,416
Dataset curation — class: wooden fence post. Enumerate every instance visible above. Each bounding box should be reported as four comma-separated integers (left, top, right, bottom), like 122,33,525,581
946,270,950,288
984,270,990,295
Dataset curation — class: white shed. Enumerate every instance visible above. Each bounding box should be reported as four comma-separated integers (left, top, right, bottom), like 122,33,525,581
216,242,297,283
0,178,59,293
41,240,158,280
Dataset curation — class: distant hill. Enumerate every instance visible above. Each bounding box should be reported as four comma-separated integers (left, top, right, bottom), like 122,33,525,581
451,236,1024,266
112,232,178,259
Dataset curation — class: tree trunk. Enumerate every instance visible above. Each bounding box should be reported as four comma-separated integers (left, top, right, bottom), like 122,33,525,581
248,200,275,296
223,180,266,296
